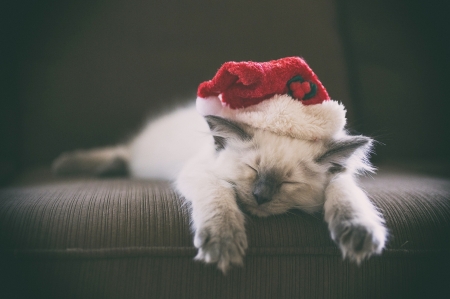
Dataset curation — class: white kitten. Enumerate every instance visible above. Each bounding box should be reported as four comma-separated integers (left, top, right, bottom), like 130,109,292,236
53,103,387,273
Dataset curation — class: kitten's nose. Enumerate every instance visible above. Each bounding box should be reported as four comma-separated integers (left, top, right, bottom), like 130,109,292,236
252,191,271,205
252,184,273,205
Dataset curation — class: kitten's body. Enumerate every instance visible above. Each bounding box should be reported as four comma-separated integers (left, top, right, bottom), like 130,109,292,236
129,104,208,179
53,102,387,273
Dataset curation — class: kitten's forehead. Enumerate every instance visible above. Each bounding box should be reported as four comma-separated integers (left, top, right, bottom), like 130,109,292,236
251,130,321,162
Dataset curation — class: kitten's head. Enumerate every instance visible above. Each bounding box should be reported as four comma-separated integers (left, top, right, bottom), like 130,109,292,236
205,115,373,217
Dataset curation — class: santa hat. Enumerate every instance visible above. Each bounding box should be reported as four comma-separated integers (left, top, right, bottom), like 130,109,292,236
196,57,346,141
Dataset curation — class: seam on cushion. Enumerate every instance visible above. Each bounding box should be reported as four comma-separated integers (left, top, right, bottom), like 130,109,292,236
2,247,449,260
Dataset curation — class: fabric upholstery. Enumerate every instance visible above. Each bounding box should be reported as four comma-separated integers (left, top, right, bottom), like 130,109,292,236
1,169,449,299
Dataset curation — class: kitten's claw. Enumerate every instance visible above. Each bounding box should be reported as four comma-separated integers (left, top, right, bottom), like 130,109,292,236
330,220,387,264
194,223,248,273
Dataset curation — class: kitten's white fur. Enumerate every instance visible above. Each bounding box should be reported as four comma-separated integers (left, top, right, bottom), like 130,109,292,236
129,105,209,179
53,102,387,273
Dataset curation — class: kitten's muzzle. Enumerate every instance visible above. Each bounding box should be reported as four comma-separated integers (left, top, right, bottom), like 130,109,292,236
252,177,278,205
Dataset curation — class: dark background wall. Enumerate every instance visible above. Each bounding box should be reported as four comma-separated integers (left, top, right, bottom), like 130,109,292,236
339,0,450,165
2,0,351,173
1,0,449,183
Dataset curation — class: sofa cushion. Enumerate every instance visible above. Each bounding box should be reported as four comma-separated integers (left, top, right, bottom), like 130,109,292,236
1,169,449,299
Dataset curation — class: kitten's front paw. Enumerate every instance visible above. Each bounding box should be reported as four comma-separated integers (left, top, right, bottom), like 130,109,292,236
194,222,248,273
330,220,387,264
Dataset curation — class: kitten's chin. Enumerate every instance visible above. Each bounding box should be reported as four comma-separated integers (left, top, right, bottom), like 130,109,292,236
245,205,287,218
236,196,289,217
247,208,272,217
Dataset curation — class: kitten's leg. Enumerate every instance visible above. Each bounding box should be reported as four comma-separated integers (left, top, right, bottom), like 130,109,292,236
176,170,247,274
324,174,387,263
52,146,129,177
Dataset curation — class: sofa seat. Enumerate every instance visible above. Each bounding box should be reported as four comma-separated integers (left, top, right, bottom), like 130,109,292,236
1,168,449,299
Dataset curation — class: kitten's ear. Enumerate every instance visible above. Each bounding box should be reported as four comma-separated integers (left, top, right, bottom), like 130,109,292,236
316,136,372,172
204,115,252,151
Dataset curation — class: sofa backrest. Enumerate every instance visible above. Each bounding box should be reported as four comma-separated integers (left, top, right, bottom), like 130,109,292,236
4,0,351,173
339,0,450,164
3,0,449,182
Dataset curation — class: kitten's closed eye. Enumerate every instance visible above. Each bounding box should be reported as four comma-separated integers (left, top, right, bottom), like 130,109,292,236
245,163,258,174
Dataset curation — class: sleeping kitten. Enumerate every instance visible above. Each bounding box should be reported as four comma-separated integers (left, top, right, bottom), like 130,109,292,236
53,103,387,273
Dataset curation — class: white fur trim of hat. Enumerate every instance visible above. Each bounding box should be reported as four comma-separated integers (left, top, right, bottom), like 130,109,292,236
196,95,346,141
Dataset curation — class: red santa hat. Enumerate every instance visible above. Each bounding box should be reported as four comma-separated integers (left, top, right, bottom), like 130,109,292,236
196,57,346,141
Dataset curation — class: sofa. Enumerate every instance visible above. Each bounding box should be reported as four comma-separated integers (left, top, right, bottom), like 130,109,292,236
1,0,449,298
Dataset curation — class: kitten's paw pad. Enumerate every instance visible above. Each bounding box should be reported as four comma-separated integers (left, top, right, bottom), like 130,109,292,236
332,221,386,264
194,224,248,273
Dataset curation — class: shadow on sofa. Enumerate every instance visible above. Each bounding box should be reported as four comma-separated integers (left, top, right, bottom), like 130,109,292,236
1,0,449,298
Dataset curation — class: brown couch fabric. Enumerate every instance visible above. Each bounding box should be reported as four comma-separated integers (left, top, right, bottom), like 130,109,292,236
1,170,449,299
